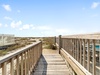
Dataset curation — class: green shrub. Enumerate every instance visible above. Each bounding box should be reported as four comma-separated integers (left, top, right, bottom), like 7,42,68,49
42,37,56,49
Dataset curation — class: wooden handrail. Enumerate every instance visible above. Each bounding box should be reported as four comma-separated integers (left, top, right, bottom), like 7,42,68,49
62,34,100,39
0,41,42,75
56,35,100,75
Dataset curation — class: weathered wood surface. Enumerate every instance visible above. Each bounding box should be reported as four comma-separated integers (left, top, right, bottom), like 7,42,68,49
32,49,71,75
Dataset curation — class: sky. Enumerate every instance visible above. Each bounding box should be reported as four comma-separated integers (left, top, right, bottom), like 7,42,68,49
0,0,100,37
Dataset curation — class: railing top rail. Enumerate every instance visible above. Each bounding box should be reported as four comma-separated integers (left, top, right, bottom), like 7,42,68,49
61,34,100,40
0,41,41,64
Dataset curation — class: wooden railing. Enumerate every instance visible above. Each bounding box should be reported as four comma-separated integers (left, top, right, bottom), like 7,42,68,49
0,41,42,75
56,34,100,75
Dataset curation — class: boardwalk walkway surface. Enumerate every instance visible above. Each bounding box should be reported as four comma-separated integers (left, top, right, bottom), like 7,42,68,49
32,49,71,75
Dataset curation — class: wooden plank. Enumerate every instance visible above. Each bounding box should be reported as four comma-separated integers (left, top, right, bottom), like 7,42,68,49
33,49,71,75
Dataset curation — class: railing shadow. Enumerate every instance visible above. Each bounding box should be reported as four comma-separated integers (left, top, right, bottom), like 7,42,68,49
33,55,47,75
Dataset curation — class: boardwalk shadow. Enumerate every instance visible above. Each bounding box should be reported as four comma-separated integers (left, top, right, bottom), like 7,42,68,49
33,55,47,75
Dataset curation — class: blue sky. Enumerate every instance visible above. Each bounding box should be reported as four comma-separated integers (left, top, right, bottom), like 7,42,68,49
0,0,100,37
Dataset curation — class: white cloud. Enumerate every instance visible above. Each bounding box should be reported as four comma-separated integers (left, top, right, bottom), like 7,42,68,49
2,4,11,11
32,26,35,29
21,24,30,29
11,21,22,28
18,24,71,36
19,24,35,30
0,23,2,27
4,16,12,20
91,2,100,9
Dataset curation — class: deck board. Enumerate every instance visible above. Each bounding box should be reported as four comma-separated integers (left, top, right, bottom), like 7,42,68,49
32,49,71,75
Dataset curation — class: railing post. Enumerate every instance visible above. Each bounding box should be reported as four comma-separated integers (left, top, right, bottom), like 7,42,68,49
59,35,62,54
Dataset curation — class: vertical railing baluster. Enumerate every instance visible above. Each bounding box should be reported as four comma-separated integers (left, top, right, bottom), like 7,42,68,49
73,39,75,58
83,39,86,67
62,39,63,49
87,39,90,71
59,35,62,54
2,62,7,75
27,50,30,75
30,49,32,72
76,39,77,60
65,39,67,52
71,39,73,56
80,39,82,64
72,39,74,57
77,39,79,62
29,49,31,74
10,58,14,75
32,47,34,69
17,55,19,75
93,40,96,75
26,51,28,75
75,39,77,60
21,53,23,75
28,49,32,75
24,52,27,75
74,39,75,59
0,42,42,75
30,49,32,74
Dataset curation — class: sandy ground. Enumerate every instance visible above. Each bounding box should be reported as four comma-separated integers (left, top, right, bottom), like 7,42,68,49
42,49,59,54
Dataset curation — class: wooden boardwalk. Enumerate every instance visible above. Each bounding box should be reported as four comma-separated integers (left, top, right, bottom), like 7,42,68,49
32,49,71,75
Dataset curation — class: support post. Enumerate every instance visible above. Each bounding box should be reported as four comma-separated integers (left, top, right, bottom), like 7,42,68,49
59,35,62,54
54,36,56,45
